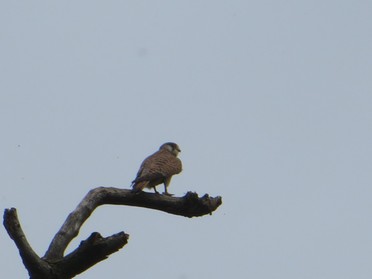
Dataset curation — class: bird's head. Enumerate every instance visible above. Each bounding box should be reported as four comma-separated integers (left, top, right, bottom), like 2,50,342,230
160,142,181,156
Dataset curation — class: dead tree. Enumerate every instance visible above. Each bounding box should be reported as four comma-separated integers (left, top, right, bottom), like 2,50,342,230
3,187,222,278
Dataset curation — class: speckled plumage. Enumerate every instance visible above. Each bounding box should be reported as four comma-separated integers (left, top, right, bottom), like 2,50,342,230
132,142,182,195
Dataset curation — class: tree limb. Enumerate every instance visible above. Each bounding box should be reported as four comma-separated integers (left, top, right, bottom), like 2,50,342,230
54,232,129,278
4,187,222,278
45,187,222,261
3,208,52,278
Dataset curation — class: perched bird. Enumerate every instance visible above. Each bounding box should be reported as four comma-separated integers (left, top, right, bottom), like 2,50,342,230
131,142,182,195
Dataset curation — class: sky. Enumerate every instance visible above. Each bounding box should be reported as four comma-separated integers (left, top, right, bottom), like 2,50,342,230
1,1,372,278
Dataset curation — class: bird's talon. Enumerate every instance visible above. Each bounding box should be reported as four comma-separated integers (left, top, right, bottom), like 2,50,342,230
163,192,174,196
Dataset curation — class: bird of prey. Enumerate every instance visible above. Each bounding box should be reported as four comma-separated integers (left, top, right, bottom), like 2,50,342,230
131,142,182,195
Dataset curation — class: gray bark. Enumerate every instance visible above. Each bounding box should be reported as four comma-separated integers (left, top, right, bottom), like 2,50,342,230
3,187,222,278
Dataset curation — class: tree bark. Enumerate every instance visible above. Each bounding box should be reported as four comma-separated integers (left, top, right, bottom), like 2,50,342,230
3,187,222,278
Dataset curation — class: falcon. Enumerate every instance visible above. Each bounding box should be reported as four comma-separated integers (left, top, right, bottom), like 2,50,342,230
131,142,182,195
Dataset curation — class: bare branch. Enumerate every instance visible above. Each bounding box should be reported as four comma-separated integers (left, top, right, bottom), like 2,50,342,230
45,187,222,261
4,187,222,278
54,232,129,278
3,208,52,277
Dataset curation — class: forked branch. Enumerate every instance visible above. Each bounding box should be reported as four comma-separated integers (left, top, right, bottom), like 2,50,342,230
3,187,222,279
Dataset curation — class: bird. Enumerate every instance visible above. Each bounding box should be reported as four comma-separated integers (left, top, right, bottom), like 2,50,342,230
131,142,182,195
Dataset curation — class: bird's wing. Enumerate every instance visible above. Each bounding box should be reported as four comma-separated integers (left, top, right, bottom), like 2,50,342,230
132,150,182,183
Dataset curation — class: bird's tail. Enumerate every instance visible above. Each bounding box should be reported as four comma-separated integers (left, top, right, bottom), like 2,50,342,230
132,181,148,193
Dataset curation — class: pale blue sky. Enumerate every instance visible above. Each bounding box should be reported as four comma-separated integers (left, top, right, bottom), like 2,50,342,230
1,1,372,278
